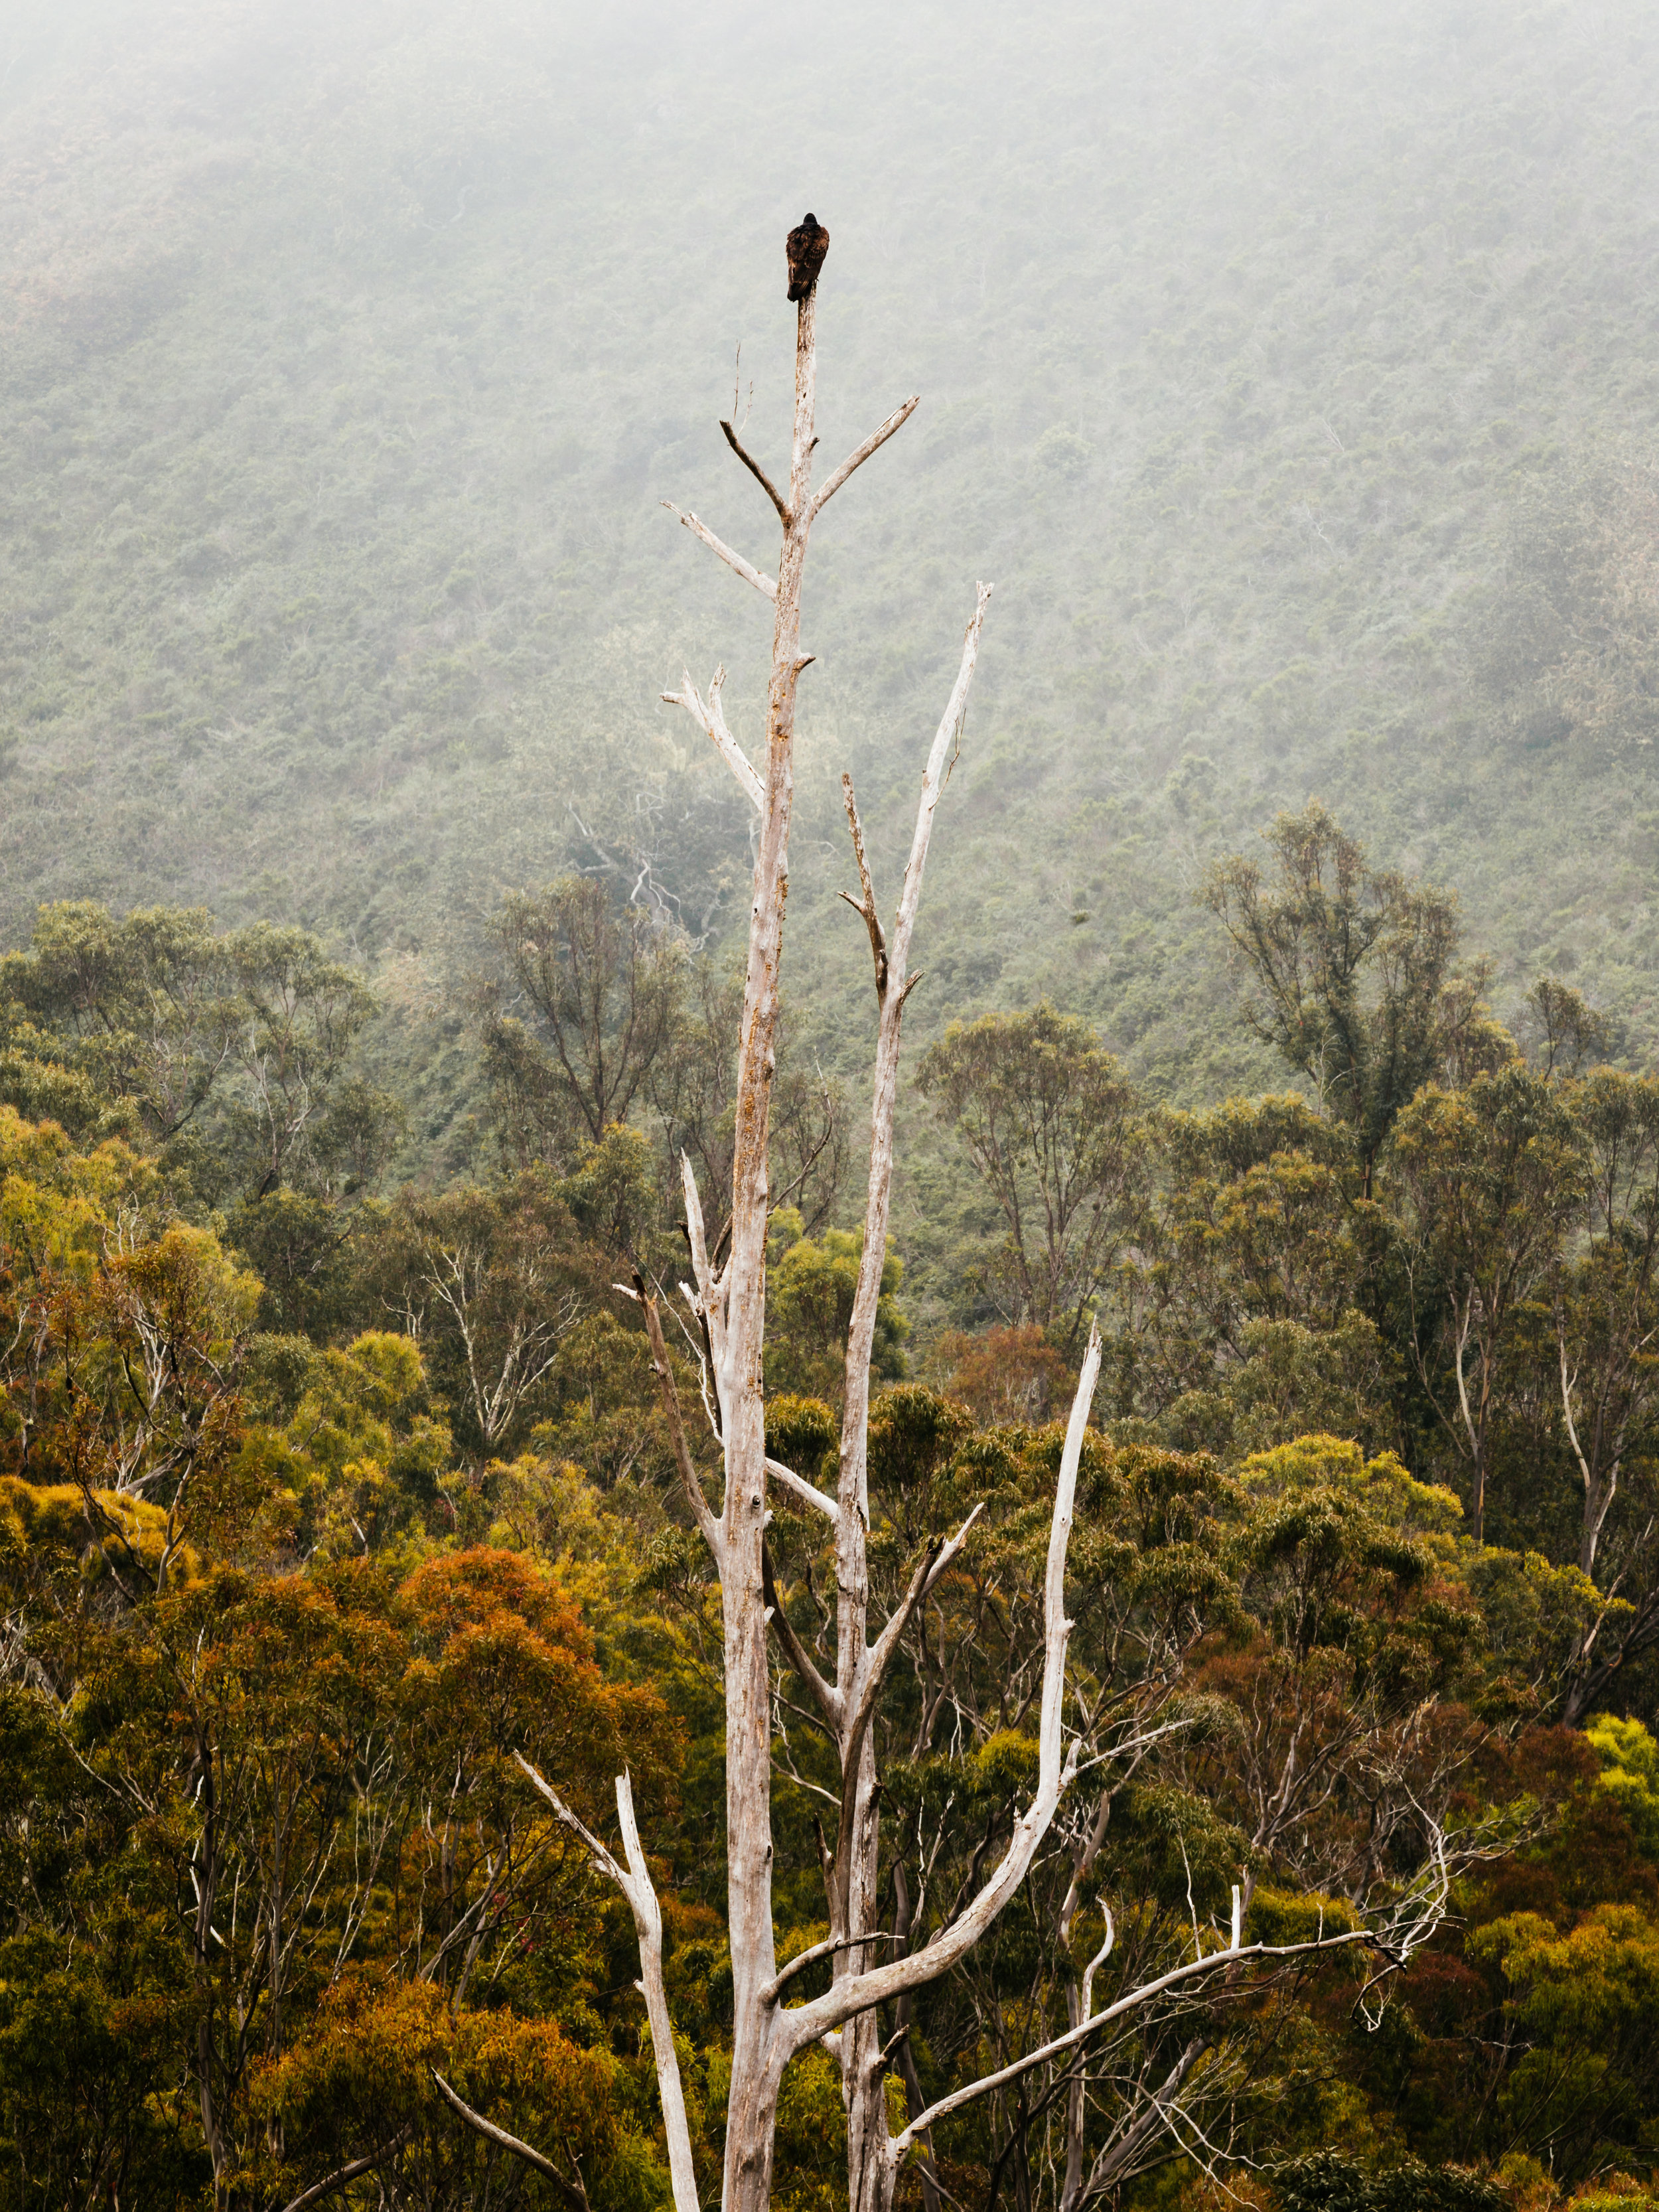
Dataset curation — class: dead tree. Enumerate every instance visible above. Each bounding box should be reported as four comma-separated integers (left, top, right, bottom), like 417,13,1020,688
518,238,1447,2212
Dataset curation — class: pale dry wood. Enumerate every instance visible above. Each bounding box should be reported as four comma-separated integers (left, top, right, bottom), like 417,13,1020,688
765,1453,837,1520
660,499,778,599
818,581,992,2212
661,668,764,813
514,1764,701,2212
792,1323,1099,2065
886,1923,1382,2164
710,279,823,2212
811,394,921,518
679,1151,732,1427
837,584,993,1525
838,773,887,992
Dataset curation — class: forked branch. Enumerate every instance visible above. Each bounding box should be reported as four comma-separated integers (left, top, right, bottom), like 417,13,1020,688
831,1502,984,1921
514,1764,699,2212
792,1323,1100,2053
839,772,887,997
662,668,764,812
887,1925,1381,2166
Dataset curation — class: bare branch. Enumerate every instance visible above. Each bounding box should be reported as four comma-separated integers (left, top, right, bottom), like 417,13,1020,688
811,394,921,518
764,1542,841,1732
762,1926,897,2006
660,500,777,599
429,2070,566,2189
832,1503,984,1924
888,1927,1380,2161
864,1504,983,1720
840,773,887,996
838,584,994,1528
279,2143,407,2212
662,667,764,813
766,1454,837,1520
792,1325,1099,2053
721,417,791,525
514,1763,700,2212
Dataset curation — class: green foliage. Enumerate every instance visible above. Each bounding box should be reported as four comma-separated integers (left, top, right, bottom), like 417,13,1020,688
1589,1715,1659,1858
1271,2152,1507,2212
764,1210,907,1402
0,901,399,1205
1204,802,1488,1194
918,1001,1143,1350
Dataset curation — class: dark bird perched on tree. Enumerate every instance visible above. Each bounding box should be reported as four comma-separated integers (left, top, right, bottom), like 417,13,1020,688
786,213,830,301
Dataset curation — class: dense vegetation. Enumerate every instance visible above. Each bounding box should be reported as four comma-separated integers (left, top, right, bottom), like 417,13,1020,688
8,0,1659,2204
7,798,1659,2208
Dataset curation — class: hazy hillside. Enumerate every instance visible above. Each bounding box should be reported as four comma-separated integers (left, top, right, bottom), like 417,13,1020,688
5,0,1659,1311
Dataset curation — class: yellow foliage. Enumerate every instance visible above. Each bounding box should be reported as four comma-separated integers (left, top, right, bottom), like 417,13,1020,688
0,1475,201,1589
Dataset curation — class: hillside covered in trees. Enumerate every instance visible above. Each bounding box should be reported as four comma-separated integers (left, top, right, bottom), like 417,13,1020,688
7,2,1659,2207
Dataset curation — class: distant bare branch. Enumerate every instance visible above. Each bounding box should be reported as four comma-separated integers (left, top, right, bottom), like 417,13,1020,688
429,2071,567,2190
279,2144,407,2212
764,1542,841,1731
840,773,888,995
635,1272,724,1560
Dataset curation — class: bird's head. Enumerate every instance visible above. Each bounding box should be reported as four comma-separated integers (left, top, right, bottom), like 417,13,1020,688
802,212,818,228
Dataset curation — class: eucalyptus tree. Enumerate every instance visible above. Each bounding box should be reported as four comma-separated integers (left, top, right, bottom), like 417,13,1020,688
1204,805,1500,1197
1392,1065,1588,1548
918,1003,1144,1355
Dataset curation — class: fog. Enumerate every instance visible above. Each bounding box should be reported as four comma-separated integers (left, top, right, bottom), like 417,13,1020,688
3,0,1656,1145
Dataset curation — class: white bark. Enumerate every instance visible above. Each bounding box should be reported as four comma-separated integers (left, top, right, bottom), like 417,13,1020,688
788,1326,1100,2060
662,665,765,812
513,248,1451,2205
810,394,920,518
514,1763,700,2212
660,502,778,601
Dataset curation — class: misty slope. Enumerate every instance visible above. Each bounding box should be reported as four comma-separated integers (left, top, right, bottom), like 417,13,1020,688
4,0,1659,1309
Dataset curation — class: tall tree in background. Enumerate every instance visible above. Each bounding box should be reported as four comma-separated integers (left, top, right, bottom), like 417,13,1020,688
1204,804,1500,1197
1393,1066,1587,1547
1555,1069,1659,1580
478,875,684,1163
918,1003,1143,1354
0,903,394,1203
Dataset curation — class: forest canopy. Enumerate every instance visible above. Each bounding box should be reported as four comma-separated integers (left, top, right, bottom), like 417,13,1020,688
7,0,1659,2206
